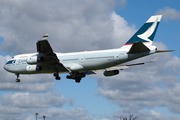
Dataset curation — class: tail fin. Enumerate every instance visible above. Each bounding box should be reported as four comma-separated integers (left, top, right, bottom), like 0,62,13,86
125,15,162,46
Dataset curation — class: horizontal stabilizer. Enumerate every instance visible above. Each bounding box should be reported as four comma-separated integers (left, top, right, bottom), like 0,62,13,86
127,41,150,54
155,50,174,53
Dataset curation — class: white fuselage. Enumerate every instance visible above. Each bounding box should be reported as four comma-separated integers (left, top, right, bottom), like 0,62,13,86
3,45,156,75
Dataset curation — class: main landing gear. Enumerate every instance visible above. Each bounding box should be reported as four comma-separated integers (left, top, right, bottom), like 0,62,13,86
66,73,86,83
53,72,85,83
15,74,20,82
53,72,61,80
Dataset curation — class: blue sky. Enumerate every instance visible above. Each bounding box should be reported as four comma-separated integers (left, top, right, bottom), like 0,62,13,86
0,0,180,120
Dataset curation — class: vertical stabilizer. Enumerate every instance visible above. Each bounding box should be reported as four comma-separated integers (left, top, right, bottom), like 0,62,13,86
124,15,162,46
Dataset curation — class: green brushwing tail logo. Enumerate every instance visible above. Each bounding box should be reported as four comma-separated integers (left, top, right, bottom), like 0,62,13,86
125,15,162,45
137,18,158,42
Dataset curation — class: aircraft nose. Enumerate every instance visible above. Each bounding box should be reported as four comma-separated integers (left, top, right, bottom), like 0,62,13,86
3,64,11,72
4,60,16,72
3,64,8,71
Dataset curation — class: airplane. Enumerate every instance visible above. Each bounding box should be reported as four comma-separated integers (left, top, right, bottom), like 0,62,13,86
3,15,173,83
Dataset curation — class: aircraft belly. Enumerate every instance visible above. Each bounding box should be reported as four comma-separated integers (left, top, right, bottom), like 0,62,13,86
128,52,150,61
82,52,151,70
83,59,118,70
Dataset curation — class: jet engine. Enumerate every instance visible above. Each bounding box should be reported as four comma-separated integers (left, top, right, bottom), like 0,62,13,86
103,70,119,77
27,56,43,64
26,65,42,72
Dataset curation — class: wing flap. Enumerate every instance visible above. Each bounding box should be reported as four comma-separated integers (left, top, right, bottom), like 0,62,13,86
105,66,129,71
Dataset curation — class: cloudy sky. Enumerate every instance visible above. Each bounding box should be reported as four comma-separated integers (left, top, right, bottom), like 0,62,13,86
0,0,180,120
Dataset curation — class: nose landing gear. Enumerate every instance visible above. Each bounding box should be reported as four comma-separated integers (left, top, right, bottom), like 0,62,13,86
15,74,20,82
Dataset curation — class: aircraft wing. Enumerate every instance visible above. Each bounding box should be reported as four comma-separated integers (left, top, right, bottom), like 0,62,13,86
36,34,70,72
89,57,158,74
37,34,53,53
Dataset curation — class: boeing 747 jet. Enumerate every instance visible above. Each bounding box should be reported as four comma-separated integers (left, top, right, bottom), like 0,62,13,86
4,15,173,83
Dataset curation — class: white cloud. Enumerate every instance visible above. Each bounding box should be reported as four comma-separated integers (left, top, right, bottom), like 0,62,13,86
0,91,97,120
0,92,67,108
111,11,136,47
0,105,27,120
0,0,130,55
0,105,95,120
156,7,180,21
100,118,110,120
44,108,87,120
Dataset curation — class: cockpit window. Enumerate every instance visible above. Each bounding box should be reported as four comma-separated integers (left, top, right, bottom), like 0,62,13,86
5,60,16,65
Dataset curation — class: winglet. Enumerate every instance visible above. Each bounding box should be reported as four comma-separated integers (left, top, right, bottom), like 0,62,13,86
41,33,49,40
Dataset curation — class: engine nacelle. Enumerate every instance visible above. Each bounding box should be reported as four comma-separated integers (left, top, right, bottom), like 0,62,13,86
103,70,119,77
26,65,42,72
27,56,43,64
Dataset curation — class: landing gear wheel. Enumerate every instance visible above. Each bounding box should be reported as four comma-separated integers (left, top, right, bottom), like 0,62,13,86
56,76,61,80
53,73,57,77
16,79,20,82
54,72,61,80
66,75,71,79
75,77,81,83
